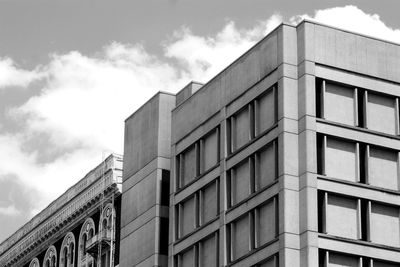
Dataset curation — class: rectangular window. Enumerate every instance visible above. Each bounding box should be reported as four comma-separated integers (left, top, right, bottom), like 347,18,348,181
179,195,196,238
256,142,277,190
176,127,220,190
202,128,219,172
228,197,278,263
317,78,400,136
322,81,357,126
367,145,399,190
324,136,358,182
160,169,170,207
325,194,359,239
370,202,400,247
319,192,400,247
255,89,276,135
180,247,196,267
318,134,400,190
256,200,277,247
232,105,251,151
200,180,219,225
228,86,277,154
373,260,399,267
179,144,198,188
175,233,219,267
230,214,250,261
230,159,251,206
253,254,279,267
228,141,277,207
319,250,399,267
159,217,169,255
366,92,398,135
319,251,361,267
176,180,219,239
199,234,219,267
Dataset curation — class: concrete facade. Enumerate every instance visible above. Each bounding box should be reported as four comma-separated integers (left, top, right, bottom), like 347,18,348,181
120,92,175,267
0,154,123,267
165,21,400,267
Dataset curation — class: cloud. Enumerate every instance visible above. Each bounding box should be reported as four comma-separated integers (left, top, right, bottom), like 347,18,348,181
164,14,282,82
290,5,400,43
0,205,20,216
0,17,281,219
0,58,44,89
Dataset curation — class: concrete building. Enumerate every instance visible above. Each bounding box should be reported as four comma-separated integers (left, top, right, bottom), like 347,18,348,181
166,20,400,267
120,20,400,267
0,154,123,267
120,92,175,267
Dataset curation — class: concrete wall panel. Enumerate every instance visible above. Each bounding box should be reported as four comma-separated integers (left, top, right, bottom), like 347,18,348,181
121,171,157,228
119,219,156,267
311,23,400,83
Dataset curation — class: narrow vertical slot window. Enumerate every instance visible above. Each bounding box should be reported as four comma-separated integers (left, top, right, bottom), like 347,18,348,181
358,144,366,184
360,199,369,241
318,250,327,267
318,191,325,233
357,89,365,128
316,135,325,175
316,79,324,119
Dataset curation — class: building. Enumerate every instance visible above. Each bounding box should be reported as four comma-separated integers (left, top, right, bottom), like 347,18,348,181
2,19,400,267
0,154,123,267
121,20,400,267
120,92,175,267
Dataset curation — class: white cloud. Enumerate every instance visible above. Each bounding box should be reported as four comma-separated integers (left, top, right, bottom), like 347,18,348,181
0,58,44,89
0,205,20,216
164,14,282,82
290,5,400,44
0,18,281,216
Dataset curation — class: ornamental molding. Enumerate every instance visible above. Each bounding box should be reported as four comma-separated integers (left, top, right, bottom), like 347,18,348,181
0,154,122,266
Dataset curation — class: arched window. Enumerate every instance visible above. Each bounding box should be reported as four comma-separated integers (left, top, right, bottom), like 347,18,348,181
82,234,87,256
88,228,94,239
69,243,74,264
59,232,75,267
44,245,57,267
51,255,56,267
78,217,95,267
29,258,40,267
63,247,68,267
100,204,116,239
102,219,108,235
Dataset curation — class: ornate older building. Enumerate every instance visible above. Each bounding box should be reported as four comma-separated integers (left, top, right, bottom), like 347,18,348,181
0,154,122,267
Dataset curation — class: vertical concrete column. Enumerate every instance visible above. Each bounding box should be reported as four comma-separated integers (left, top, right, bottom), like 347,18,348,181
277,25,300,267
219,107,227,267
168,144,176,267
297,21,319,267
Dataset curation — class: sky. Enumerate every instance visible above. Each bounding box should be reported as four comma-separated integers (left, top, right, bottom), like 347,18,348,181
1,0,400,243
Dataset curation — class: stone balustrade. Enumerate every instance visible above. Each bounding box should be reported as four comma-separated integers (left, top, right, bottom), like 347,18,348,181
0,154,122,266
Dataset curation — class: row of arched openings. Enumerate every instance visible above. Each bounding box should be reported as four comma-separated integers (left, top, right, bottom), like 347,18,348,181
28,204,115,267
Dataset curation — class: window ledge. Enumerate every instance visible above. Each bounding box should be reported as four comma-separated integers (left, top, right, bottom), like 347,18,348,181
319,233,400,252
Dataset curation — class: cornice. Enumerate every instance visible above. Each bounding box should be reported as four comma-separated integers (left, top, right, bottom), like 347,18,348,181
0,154,123,266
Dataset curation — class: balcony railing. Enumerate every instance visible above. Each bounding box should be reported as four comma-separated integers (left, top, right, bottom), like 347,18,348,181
85,230,113,257
0,154,122,266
